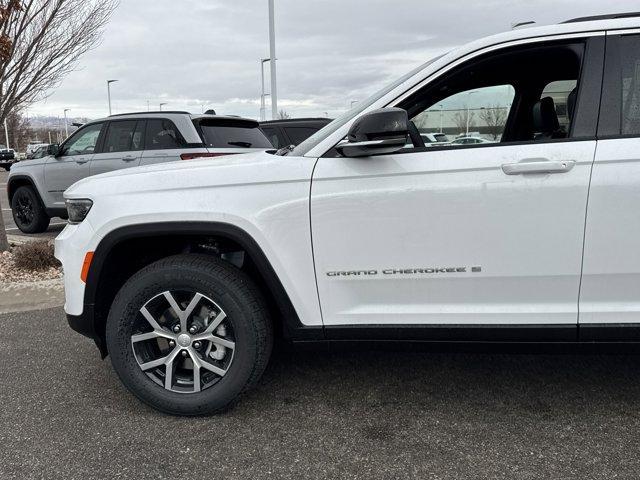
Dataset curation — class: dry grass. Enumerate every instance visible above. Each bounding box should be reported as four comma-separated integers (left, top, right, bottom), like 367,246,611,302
11,240,61,271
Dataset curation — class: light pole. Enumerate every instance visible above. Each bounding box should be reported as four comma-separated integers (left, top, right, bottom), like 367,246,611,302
3,118,9,149
260,58,270,121
466,91,477,136
268,0,278,119
63,109,71,138
107,79,118,115
438,104,444,133
159,103,167,111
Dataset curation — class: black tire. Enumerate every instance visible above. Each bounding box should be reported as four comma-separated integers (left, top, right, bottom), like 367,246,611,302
10,185,50,234
106,254,273,416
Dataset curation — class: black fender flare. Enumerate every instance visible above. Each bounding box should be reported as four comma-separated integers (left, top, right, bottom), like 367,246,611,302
84,221,323,343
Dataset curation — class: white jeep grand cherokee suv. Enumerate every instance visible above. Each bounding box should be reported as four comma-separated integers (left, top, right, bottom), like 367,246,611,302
7,112,272,233
56,13,640,415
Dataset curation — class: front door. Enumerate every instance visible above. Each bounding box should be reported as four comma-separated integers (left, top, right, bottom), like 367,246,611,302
311,36,603,332
44,122,104,207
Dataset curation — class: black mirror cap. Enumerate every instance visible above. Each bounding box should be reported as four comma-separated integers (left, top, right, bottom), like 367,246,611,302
336,107,409,157
347,107,408,143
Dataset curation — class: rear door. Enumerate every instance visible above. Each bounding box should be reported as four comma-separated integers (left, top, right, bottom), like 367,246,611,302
140,118,195,166
43,122,104,207
580,31,640,332
90,120,145,175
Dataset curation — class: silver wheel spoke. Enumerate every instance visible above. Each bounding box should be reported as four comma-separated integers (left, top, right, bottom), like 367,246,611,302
202,311,227,335
140,306,164,332
189,349,202,393
199,357,227,377
163,291,184,330
183,293,203,322
165,357,175,390
192,333,235,350
140,352,172,371
132,331,165,343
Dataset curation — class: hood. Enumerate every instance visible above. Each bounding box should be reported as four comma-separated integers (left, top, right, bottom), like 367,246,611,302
65,150,314,199
9,157,49,169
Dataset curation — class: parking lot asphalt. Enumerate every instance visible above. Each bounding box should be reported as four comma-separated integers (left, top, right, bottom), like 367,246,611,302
1,170,66,240
2,307,640,479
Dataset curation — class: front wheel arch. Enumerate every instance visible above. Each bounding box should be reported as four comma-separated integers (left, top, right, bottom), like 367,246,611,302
85,222,310,356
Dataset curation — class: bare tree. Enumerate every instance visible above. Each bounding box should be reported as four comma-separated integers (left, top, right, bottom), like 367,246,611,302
479,105,508,140
0,0,117,251
1,111,31,150
453,107,475,135
277,109,291,120
412,112,429,130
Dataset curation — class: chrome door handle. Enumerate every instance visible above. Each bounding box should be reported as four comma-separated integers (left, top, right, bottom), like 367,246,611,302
502,159,575,175
75,158,89,165
122,155,137,162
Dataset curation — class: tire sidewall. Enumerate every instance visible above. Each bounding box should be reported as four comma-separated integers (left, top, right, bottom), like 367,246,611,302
106,258,264,415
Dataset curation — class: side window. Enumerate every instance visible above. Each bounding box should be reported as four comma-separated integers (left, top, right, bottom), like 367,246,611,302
103,120,138,153
145,119,186,150
540,80,578,134
394,40,589,153
412,85,515,145
621,35,640,135
62,123,104,156
284,127,318,145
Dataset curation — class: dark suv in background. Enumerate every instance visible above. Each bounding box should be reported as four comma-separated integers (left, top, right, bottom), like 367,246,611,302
0,145,16,171
260,117,332,148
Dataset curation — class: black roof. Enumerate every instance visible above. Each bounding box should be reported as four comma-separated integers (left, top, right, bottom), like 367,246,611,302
563,12,640,23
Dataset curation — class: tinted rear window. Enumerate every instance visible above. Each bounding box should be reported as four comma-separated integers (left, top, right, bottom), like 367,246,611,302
199,125,272,149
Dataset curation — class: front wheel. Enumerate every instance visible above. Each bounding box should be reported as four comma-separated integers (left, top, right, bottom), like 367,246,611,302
106,254,273,415
10,185,50,233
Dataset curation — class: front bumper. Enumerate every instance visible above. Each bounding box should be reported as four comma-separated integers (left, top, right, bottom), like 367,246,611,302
55,221,106,355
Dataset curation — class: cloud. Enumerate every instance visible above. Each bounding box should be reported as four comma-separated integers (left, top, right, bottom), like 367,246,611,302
29,0,640,120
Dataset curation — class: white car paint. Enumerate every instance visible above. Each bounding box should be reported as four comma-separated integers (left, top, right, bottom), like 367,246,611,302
311,141,595,326
59,152,323,327
55,16,640,335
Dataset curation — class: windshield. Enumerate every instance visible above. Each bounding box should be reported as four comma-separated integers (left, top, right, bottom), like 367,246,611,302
290,55,442,157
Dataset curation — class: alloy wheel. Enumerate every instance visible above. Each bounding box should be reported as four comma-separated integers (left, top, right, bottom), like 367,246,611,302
14,192,35,226
131,290,235,394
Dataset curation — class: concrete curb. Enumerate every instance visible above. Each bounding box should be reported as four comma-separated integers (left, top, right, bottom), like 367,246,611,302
0,278,64,314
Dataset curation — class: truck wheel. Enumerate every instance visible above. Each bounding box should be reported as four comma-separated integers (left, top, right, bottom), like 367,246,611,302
106,254,273,416
10,186,51,234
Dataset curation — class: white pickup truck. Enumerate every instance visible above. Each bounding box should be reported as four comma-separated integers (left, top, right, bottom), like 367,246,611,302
56,12,640,415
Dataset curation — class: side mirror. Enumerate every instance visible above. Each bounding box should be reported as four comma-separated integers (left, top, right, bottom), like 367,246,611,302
336,107,408,158
48,144,60,157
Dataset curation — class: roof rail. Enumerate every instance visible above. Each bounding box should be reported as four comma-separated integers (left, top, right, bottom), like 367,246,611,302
109,111,190,117
563,12,640,23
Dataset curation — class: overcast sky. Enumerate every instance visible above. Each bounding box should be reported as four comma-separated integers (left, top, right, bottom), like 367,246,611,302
28,0,640,121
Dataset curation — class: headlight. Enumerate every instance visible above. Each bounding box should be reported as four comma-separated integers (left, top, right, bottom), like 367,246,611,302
65,199,93,224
